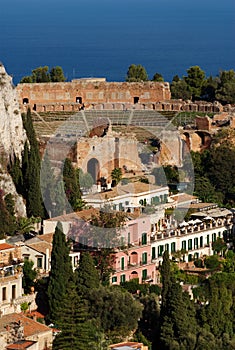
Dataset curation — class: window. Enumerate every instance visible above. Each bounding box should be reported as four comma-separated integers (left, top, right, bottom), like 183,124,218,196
112,276,117,283
207,234,210,245
142,233,147,245
125,201,129,206
188,239,192,250
121,257,125,270
128,232,130,245
171,242,176,253
158,245,164,257
165,243,169,251
142,269,147,280
142,252,147,265
182,241,186,251
200,236,203,248
212,233,216,242
194,238,198,249
12,285,16,300
152,247,156,260
120,274,126,283
188,254,193,262
2,287,6,301
37,257,43,269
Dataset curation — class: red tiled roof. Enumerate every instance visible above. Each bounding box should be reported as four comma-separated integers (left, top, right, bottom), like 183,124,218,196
0,243,15,251
6,340,36,349
0,313,51,337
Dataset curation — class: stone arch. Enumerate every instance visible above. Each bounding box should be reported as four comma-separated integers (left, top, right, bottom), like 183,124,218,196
23,98,29,104
87,158,100,183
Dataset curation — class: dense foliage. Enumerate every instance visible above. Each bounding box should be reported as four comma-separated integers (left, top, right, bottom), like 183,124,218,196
170,66,235,104
192,129,235,206
20,66,66,83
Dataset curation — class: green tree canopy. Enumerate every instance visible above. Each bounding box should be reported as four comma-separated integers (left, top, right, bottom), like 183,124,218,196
170,78,191,100
20,65,66,83
215,69,235,104
22,259,37,294
152,72,164,82
88,286,143,339
126,64,148,82
50,66,66,82
111,167,122,186
184,65,206,101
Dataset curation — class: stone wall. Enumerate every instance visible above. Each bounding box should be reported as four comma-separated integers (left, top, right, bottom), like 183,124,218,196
16,79,171,111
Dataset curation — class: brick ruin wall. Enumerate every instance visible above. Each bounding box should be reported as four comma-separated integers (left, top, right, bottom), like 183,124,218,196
16,80,235,114
16,80,171,112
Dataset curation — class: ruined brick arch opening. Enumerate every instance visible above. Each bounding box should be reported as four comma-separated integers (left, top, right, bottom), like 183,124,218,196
87,158,100,184
76,96,82,104
23,98,29,104
134,97,139,104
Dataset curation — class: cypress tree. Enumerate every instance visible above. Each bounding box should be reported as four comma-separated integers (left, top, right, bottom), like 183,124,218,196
160,251,171,321
63,157,82,212
76,252,100,296
52,279,94,350
47,222,73,324
0,190,12,238
21,110,44,217
40,150,55,218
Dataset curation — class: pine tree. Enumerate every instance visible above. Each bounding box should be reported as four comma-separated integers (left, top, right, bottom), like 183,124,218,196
76,252,100,295
47,222,73,324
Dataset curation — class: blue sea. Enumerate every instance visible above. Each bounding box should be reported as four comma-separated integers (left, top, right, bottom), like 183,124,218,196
0,0,234,84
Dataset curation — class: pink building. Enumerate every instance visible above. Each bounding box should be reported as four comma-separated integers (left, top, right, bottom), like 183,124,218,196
111,215,156,284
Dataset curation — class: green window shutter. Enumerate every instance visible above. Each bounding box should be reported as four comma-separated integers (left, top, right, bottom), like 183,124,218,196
188,239,192,250
182,240,186,250
142,269,147,280
200,236,203,248
120,274,126,283
142,252,147,265
121,257,125,270
142,233,147,245
152,247,156,259
171,242,176,253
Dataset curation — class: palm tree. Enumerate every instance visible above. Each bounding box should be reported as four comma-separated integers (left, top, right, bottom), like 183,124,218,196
15,217,38,235
111,168,122,187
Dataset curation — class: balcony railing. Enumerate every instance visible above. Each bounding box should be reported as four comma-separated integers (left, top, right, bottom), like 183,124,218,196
115,261,155,273
150,221,232,242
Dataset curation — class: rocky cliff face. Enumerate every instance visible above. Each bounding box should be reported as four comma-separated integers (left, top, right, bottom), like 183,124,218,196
0,63,27,216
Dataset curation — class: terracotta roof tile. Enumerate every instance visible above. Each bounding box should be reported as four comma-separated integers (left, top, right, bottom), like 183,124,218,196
0,313,51,338
6,340,36,349
26,241,52,255
0,243,15,251
38,232,54,244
